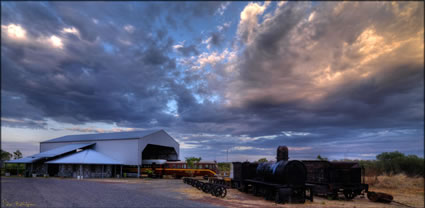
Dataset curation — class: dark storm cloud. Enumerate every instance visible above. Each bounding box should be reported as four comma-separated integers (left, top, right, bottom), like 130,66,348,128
1,91,46,128
1,2,183,128
210,32,224,47
1,2,423,160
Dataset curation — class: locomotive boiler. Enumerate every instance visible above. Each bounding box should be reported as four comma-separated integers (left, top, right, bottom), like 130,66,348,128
229,146,313,203
256,146,307,187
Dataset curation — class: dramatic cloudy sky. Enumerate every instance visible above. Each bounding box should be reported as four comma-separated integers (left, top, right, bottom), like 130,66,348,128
1,2,424,161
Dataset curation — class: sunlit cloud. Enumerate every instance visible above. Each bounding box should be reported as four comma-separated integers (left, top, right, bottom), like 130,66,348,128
173,44,184,49
123,24,135,33
288,146,312,151
360,153,377,157
65,127,141,133
49,35,63,48
282,131,311,137
278,1,287,7
180,141,201,149
118,38,131,45
1,117,45,125
308,12,316,22
237,1,270,44
192,49,235,70
233,146,254,151
215,2,230,16
62,27,80,37
2,24,27,39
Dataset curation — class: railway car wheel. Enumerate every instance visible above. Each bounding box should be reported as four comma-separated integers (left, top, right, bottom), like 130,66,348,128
343,190,356,200
197,182,204,190
275,191,280,203
252,185,258,196
202,183,209,193
212,186,223,197
219,186,227,198
328,191,338,200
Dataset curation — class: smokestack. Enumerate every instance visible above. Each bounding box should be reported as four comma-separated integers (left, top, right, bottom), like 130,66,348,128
276,146,289,161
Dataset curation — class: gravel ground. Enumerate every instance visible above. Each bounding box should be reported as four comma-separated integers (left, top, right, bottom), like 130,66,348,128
3,177,419,208
1,177,222,208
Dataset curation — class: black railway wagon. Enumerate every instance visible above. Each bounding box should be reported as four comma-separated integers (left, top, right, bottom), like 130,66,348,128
302,160,368,199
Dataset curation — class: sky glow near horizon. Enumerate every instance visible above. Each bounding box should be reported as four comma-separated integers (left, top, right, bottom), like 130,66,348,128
1,2,424,162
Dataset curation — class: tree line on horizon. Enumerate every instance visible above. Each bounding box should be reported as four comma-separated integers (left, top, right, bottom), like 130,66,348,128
314,151,424,177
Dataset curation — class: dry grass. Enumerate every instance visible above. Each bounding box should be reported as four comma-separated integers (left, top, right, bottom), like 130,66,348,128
365,174,424,208
366,173,424,192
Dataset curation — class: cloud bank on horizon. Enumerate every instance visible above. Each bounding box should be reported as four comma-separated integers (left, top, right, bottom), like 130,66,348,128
1,2,423,161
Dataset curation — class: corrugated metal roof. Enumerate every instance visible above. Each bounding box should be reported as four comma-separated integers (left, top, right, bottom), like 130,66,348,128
46,149,123,165
33,143,95,157
5,157,40,164
42,129,162,143
6,143,95,164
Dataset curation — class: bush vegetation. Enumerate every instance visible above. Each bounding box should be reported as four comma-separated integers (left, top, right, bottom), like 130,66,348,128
185,157,201,168
216,151,423,177
337,151,424,177
218,162,230,173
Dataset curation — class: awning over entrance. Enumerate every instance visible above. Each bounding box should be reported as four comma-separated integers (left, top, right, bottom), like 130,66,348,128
6,143,95,164
46,149,123,165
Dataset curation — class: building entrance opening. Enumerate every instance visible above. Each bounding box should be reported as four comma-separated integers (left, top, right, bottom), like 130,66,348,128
48,164,59,176
142,144,178,161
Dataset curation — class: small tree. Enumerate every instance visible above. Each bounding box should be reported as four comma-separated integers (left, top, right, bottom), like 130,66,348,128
1,149,13,161
217,163,230,172
185,157,201,169
13,150,23,160
317,155,328,161
257,158,268,163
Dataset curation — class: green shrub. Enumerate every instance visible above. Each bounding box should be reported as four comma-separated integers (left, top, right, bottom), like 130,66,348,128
355,151,424,177
218,162,230,172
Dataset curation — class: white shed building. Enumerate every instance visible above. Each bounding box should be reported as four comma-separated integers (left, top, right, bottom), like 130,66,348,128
6,129,179,178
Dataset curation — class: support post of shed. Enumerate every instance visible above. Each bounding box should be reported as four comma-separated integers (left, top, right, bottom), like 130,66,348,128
137,165,140,178
120,165,122,178
80,164,83,179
